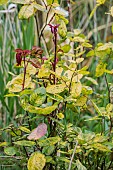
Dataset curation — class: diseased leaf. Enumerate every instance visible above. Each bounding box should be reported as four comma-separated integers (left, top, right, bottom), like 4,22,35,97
28,123,47,140
28,152,46,170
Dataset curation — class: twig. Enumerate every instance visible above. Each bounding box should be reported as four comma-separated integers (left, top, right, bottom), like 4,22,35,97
68,140,78,170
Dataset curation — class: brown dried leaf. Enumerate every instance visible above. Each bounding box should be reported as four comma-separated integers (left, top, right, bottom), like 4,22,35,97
28,123,47,140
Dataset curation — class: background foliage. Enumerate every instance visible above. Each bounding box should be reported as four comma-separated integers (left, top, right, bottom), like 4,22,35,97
0,0,113,169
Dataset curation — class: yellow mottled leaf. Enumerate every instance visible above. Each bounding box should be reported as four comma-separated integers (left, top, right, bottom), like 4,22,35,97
19,4,35,19
71,82,82,98
95,62,107,77
0,0,8,5
96,0,106,5
28,152,46,170
46,84,66,94
56,113,64,119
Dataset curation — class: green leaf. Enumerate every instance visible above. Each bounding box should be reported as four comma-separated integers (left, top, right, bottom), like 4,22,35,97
46,84,66,94
75,96,87,107
46,156,55,164
96,0,106,5
56,112,64,119
33,3,47,12
85,77,98,85
4,147,16,156
86,50,95,57
27,103,58,115
4,93,19,97
82,86,93,95
14,140,35,146
106,103,113,112
19,4,35,19
76,159,87,170
82,42,92,48
76,58,84,64
42,145,55,155
38,65,50,78
19,126,30,133
0,0,8,5
58,20,67,38
97,42,113,51
72,36,85,43
28,152,46,170
91,143,111,152
46,0,58,5
11,0,29,4
0,142,9,147
38,136,61,147
74,29,82,35
61,45,71,53
30,91,46,106
91,100,102,116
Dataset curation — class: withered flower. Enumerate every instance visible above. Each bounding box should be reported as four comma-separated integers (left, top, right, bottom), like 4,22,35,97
48,24,60,35
15,49,31,66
